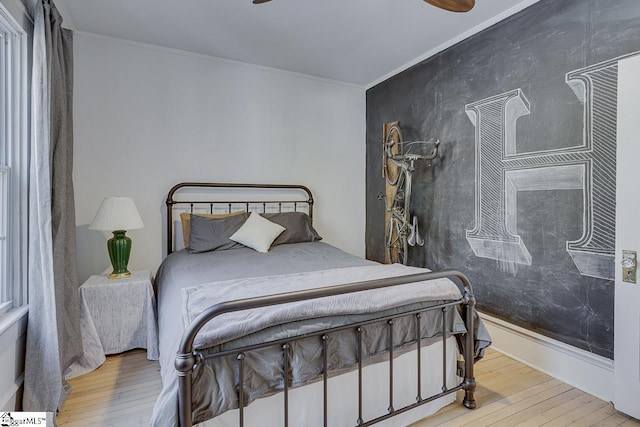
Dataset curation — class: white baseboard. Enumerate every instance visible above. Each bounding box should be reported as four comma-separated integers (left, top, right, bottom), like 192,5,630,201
479,311,614,403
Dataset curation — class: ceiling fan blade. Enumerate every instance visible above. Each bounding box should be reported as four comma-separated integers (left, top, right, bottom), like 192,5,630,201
253,0,473,11
423,0,475,12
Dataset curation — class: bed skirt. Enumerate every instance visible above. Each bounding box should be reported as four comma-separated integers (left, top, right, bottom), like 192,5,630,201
195,337,458,427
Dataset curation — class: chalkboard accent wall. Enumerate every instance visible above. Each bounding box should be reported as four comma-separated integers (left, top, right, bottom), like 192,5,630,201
365,0,640,359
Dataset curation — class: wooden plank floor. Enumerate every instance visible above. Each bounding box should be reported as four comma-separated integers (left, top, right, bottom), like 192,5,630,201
58,348,640,426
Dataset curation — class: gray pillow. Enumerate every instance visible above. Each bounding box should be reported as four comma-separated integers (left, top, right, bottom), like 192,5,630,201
260,212,322,246
188,213,248,253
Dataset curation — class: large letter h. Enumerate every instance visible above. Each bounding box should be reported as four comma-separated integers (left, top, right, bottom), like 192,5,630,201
464,56,623,280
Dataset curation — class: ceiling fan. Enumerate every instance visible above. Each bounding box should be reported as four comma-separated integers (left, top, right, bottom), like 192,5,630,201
252,0,475,13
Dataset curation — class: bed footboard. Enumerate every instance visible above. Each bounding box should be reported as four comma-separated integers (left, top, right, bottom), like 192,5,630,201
174,270,477,427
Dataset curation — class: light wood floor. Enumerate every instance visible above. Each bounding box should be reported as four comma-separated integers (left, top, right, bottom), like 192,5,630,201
58,348,640,427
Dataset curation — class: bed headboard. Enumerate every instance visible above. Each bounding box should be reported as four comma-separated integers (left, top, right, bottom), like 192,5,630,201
165,182,314,255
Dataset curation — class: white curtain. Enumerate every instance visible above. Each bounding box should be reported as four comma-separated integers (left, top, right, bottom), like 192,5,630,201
23,0,82,417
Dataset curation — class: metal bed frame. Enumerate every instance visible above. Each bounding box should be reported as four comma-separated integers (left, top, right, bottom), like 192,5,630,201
165,182,477,427
167,182,313,255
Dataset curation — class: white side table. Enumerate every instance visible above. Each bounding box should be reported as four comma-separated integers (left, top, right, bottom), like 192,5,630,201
67,270,159,378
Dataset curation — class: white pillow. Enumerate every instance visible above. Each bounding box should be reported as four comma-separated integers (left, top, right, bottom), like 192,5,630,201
230,211,286,253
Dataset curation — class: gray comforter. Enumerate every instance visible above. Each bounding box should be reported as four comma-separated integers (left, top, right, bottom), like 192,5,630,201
182,264,463,349
151,242,490,426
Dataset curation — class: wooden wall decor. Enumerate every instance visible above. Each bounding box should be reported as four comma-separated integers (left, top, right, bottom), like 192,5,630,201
382,121,402,264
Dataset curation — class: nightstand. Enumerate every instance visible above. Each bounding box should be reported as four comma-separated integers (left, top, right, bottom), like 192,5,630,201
67,270,159,378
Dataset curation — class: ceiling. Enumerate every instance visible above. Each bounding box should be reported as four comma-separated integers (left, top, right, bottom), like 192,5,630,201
56,0,541,87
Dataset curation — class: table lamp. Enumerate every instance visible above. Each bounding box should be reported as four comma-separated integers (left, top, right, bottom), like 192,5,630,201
89,197,144,279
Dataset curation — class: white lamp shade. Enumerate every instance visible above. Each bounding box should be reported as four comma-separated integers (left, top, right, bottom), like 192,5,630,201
89,197,144,231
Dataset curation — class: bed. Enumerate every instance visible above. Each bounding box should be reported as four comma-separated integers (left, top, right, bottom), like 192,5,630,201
150,182,490,427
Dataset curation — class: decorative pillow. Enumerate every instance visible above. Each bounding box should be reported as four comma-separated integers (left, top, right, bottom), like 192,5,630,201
229,212,286,253
261,212,322,246
180,211,245,248
188,212,249,254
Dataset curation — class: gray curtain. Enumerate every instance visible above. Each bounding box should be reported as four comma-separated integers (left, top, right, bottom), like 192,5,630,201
23,0,82,416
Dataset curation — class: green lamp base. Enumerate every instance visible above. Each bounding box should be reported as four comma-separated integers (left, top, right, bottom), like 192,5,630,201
107,230,132,279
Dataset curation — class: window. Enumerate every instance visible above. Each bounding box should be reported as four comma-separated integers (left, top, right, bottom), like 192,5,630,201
0,166,9,315
0,4,27,318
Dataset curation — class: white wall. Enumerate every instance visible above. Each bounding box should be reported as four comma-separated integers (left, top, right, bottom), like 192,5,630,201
73,33,366,282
